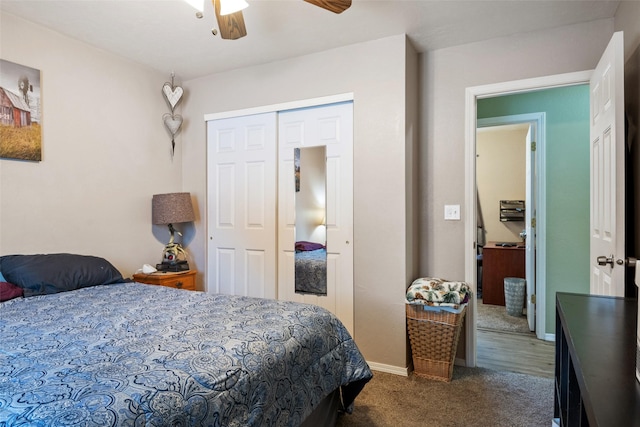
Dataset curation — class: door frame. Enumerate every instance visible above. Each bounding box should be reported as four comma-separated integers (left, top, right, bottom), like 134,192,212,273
477,113,544,334
464,70,592,367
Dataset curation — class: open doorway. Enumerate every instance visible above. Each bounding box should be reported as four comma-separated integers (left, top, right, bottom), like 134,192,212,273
474,117,550,377
464,71,593,373
475,120,538,335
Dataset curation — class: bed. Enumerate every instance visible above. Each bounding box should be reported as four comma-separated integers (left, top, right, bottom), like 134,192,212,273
0,254,372,426
294,242,327,295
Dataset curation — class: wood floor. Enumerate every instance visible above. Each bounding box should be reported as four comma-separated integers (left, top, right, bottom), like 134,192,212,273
476,328,555,378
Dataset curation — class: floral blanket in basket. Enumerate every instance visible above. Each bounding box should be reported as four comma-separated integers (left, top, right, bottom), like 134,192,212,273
405,277,471,308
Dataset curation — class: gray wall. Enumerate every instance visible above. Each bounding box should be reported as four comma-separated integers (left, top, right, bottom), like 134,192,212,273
181,35,418,372
0,12,175,275
419,20,613,286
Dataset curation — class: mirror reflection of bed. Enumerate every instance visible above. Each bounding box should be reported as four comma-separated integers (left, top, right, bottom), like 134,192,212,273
295,241,327,295
294,146,327,295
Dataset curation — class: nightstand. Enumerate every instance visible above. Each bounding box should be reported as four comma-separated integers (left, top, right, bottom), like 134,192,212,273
132,270,197,291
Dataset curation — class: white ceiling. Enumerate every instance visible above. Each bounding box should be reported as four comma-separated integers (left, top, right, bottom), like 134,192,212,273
0,0,621,81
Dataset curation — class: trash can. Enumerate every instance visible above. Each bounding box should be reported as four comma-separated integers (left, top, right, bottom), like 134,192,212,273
504,277,525,317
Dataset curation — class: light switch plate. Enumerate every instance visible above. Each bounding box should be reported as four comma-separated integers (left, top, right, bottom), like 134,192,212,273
444,204,460,220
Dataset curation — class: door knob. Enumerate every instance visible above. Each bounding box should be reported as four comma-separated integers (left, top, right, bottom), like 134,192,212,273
597,255,614,267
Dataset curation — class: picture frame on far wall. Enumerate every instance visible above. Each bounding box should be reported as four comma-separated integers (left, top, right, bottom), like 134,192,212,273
0,59,42,162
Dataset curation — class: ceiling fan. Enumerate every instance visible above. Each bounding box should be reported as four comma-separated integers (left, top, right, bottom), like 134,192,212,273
213,0,352,40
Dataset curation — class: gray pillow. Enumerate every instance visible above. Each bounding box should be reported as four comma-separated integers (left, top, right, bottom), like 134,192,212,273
0,253,124,297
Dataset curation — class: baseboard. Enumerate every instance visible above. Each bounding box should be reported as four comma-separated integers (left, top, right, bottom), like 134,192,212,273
367,357,468,377
454,357,467,367
544,332,555,342
367,361,409,376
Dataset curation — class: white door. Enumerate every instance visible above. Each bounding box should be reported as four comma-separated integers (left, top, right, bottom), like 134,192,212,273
590,31,625,297
277,102,355,335
207,112,277,298
525,125,536,331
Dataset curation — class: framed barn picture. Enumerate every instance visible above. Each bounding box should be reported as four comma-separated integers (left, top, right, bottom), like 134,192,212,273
0,59,42,161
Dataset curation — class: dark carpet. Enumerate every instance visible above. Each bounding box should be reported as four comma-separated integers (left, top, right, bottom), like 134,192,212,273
337,367,553,427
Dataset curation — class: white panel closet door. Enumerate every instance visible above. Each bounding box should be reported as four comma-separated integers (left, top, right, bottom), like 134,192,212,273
277,102,354,335
207,112,277,298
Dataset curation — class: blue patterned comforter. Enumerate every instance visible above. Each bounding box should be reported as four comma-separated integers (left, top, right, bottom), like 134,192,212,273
0,282,371,426
295,249,327,295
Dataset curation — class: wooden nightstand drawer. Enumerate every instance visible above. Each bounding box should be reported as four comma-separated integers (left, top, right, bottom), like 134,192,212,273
133,270,197,291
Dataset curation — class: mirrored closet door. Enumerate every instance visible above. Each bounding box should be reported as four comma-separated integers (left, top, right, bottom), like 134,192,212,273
277,102,354,334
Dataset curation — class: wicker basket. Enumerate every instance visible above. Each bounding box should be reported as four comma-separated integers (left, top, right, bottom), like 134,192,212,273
406,304,467,382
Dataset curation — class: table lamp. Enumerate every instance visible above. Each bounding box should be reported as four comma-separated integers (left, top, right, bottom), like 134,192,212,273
152,192,195,271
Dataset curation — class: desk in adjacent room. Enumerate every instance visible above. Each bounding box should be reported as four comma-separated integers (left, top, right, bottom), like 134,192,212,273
481,241,525,306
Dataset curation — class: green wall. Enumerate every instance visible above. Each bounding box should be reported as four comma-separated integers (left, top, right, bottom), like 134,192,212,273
477,84,590,335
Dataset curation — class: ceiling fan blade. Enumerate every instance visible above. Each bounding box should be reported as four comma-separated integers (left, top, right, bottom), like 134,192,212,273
304,0,351,14
213,0,247,40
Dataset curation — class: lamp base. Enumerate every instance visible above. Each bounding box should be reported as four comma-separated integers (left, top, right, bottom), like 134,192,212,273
156,261,190,272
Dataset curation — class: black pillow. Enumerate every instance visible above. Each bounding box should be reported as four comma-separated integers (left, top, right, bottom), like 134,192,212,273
0,253,125,297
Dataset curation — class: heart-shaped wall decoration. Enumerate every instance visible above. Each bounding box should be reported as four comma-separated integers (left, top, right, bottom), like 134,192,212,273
162,83,183,111
163,113,183,136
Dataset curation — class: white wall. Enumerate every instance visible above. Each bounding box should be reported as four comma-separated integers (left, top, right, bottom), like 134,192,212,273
0,12,180,276
182,35,417,370
477,125,528,244
420,19,614,281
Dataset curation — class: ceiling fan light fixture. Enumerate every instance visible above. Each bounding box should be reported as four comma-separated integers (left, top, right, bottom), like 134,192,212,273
219,0,249,16
183,0,205,12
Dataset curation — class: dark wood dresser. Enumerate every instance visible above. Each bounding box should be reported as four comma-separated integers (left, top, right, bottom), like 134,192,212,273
555,292,640,426
481,241,525,305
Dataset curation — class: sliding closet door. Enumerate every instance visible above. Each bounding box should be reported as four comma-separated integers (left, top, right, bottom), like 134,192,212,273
277,102,354,335
207,112,277,298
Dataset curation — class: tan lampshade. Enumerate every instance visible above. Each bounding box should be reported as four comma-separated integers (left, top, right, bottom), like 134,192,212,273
152,193,195,225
